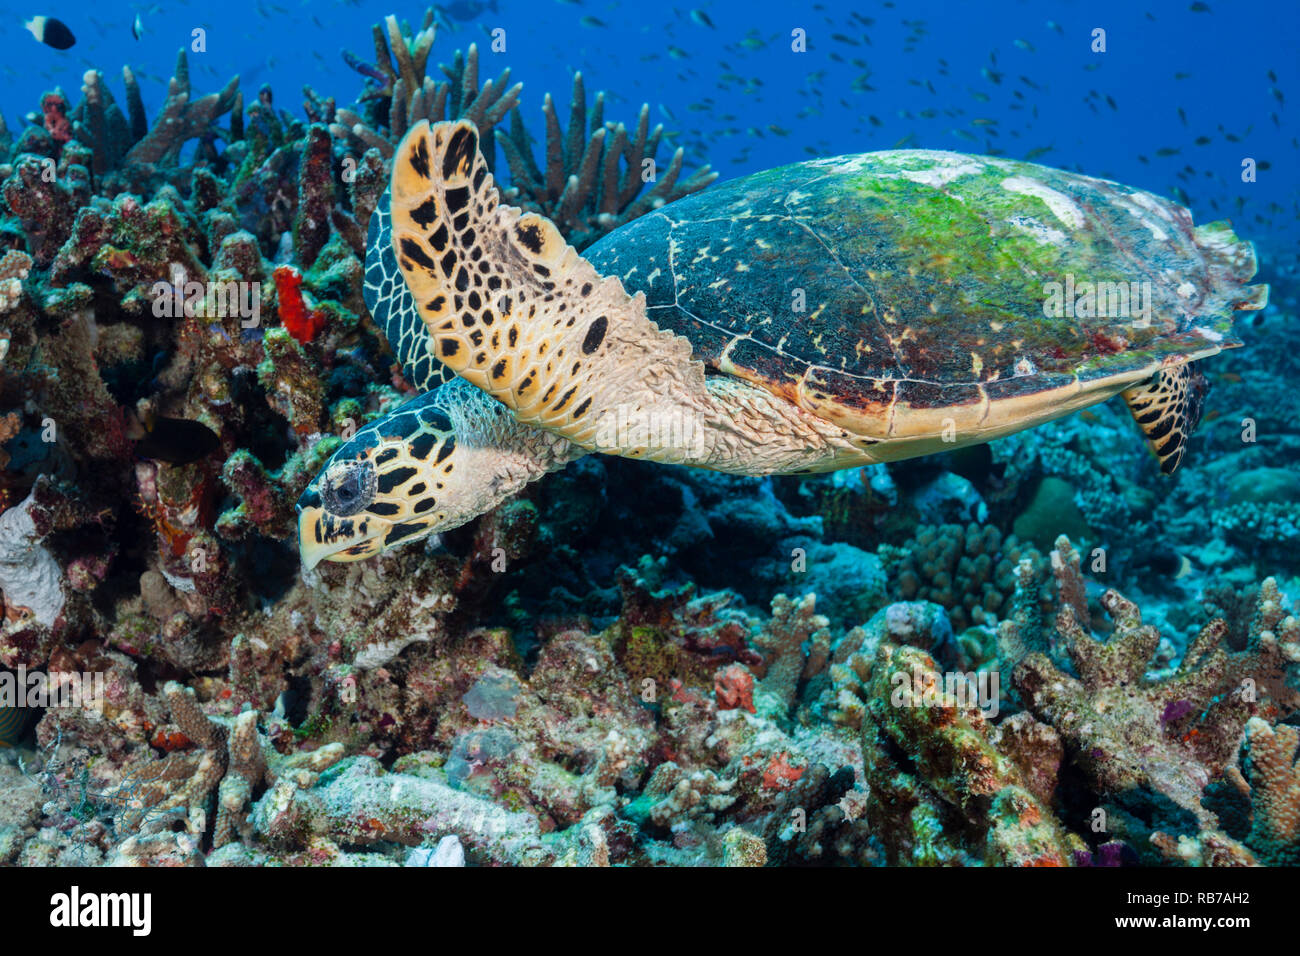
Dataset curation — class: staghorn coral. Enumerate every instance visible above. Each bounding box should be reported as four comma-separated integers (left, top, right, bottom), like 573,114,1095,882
1231,716,1300,864
336,10,521,167
497,72,717,250
1014,576,1300,826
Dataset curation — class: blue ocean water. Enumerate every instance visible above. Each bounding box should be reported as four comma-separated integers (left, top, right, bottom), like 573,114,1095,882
0,0,1294,268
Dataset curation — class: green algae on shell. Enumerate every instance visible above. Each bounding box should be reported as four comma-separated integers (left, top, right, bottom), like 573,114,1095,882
582,148,1266,441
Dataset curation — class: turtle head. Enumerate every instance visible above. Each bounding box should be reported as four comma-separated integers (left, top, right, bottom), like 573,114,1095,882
297,380,575,570
296,391,474,570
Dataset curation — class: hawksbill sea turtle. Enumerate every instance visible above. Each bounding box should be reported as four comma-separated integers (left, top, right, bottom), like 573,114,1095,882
296,119,1267,568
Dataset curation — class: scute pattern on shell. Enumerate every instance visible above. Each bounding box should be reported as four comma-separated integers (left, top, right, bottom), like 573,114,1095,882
582,149,1265,414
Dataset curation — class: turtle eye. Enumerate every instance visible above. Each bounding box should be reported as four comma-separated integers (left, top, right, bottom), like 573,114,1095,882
321,458,376,517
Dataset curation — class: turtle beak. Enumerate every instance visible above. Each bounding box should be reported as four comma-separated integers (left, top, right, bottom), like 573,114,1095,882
296,503,385,570
297,504,333,571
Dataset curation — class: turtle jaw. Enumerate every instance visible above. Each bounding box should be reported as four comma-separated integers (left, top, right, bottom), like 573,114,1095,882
296,499,390,570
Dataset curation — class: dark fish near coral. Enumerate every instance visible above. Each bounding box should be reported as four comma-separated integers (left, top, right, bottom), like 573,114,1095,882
433,0,498,24
24,15,76,49
0,692,34,748
128,412,221,465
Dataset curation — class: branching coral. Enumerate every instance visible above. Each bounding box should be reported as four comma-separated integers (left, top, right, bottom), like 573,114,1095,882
497,72,717,249
1014,576,1300,826
336,10,521,166
1230,716,1300,864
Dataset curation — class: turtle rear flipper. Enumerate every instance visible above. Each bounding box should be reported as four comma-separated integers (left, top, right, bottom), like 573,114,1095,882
387,118,707,449
1122,363,1208,475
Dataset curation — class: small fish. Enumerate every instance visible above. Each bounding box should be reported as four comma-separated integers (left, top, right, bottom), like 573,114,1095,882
1013,38,1034,52
1174,71,1192,80
1178,106,1187,125
579,15,606,28
24,15,76,49
981,67,1003,84
690,8,714,29
0,695,34,748
1105,95,1118,110
1155,147,1181,157
1024,144,1054,160
1046,20,1063,34
132,12,143,40
667,45,689,59
1189,1,1211,11
129,412,222,465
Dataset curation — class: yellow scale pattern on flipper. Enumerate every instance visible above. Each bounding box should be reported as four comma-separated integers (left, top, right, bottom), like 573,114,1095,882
387,119,706,450
1121,363,1205,475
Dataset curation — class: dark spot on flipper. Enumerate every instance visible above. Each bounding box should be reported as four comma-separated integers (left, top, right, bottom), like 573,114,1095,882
435,437,456,464
515,222,544,254
430,224,449,251
409,136,431,179
582,315,608,354
472,165,486,190
400,238,436,271
441,340,460,358
411,198,439,229
408,483,426,496
414,497,437,514
369,502,401,516
445,186,470,213
375,448,399,466
574,398,592,417
442,125,478,180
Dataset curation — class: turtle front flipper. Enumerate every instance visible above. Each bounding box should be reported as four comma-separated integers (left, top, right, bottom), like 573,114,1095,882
387,119,708,451
364,189,456,392
1121,363,1208,475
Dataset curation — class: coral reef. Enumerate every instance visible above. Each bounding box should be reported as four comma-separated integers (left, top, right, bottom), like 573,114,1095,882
0,4,1295,871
